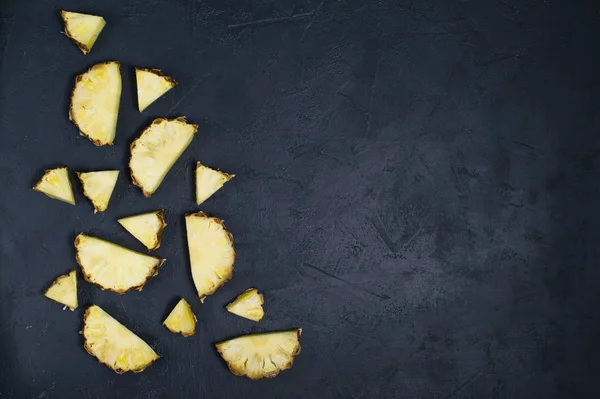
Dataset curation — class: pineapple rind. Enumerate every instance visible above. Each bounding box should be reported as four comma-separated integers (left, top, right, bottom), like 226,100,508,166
226,288,264,322
33,167,76,205
118,210,166,251
136,68,177,112
196,162,234,205
77,170,119,212
163,299,197,337
61,11,106,54
44,270,78,310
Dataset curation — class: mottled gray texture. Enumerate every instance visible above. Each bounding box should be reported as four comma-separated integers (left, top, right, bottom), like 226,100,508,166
1,0,599,398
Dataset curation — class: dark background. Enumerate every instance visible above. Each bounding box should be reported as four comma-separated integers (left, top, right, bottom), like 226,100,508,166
1,0,599,398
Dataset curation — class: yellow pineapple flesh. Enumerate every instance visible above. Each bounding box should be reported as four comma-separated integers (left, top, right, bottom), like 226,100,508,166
163,299,196,336
44,270,78,310
74,234,164,294
70,61,121,146
136,68,177,112
129,117,197,197
196,162,234,205
33,167,75,205
83,305,159,373
61,11,106,54
77,170,119,212
216,329,302,380
226,288,264,322
118,210,166,251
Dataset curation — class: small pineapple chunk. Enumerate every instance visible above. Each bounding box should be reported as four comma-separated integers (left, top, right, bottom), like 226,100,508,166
75,234,164,294
196,162,234,205
83,305,159,373
33,167,75,205
216,329,302,380
226,288,264,322
136,68,177,112
185,212,235,302
118,210,166,251
61,11,106,54
70,61,122,146
44,270,78,310
77,170,119,212
129,117,197,197
163,299,197,336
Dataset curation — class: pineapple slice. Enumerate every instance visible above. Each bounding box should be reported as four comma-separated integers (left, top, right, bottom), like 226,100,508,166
136,68,177,112
83,305,159,373
185,212,235,302
129,117,198,197
74,234,165,294
61,11,106,54
77,170,119,212
118,210,166,251
226,288,264,322
44,270,78,310
70,61,122,146
33,167,75,205
216,329,302,380
163,299,197,336
196,162,234,205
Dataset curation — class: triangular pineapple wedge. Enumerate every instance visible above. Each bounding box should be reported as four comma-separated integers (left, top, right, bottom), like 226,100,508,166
163,299,196,336
226,288,264,322
118,210,166,251
196,162,234,205
77,170,119,212
74,234,165,294
44,270,78,310
129,117,198,197
136,68,177,112
70,61,122,146
33,167,75,205
216,329,302,380
61,11,106,54
83,305,159,373
185,212,235,302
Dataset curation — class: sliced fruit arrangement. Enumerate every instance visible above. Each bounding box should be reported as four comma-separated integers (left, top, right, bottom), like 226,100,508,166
70,61,122,146
44,270,78,310
136,68,177,112
74,234,165,294
129,117,198,197
226,288,264,322
33,166,75,205
118,210,166,251
61,11,106,54
196,162,234,205
185,212,235,302
163,298,196,337
216,329,302,380
77,170,119,212
83,305,159,373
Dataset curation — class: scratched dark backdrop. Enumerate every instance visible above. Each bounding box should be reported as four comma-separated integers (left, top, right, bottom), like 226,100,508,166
1,0,599,398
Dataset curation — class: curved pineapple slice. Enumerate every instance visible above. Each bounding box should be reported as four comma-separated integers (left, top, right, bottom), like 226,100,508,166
216,329,302,380
70,61,122,146
196,162,234,205
163,299,196,336
61,11,106,54
185,212,235,302
74,234,164,294
129,117,197,197
226,288,264,322
83,305,159,373
136,68,177,112
118,210,166,251
33,167,75,205
77,170,119,212
44,270,78,310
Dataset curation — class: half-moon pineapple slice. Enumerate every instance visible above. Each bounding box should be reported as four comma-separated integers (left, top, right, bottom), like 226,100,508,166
226,288,264,322
163,299,196,336
136,68,177,112
129,117,198,197
196,162,234,205
44,270,78,310
61,11,106,54
216,329,302,380
33,167,75,205
118,210,166,251
185,212,235,302
74,234,164,294
83,305,159,373
77,170,119,212
70,61,122,146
